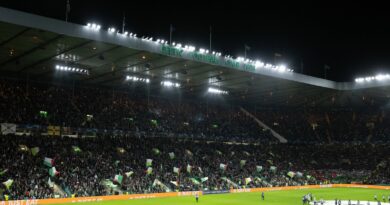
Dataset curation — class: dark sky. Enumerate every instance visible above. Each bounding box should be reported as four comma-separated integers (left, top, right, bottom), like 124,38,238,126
1,1,390,82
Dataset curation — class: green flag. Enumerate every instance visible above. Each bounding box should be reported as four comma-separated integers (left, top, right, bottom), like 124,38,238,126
245,177,252,185
49,167,59,177
31,147,40,156
270,166,277,172
190,178,200,185
219,163,227,171
125,171,134,177
152,148,160,155
256,166,263,172
287,171,295,178
44,157,54,167
173,167,180,175
240,160,246,168
201,177,209,182
168,152,175,159
3,179,13,189
146,167,153,175
114,174,123,184
72,146,82,153
186,165,192,173
146,159,153,167
0,169,8,176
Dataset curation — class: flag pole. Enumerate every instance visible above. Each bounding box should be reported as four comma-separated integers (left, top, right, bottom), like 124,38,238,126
170,24,173,45
209,26,212,51
65,0,70,22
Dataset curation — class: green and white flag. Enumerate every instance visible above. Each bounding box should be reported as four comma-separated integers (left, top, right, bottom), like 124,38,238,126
146,167,153,175
190,178,200,185
306,175,312,179
219,163,227,171
173,167,180,175
72,146,82,153
31,147,40,156
170,181,179,187
201,177,209,182
44,157,54,167
221,177,239,188
256,166,263,172
168,152,175,159
3,179,13,190
243,151,251,156
0,169,8,176
296,172,303,178
185,149,193,157
186,165,192,173
47,177,54,188
152,148,160,155
287,171,295,178
152,179,171,192
146,159,153,167
125,171,134,177
270,166,277,172
245,177,252,185
240,160,246,168
49,167,59,177
114,174,123,184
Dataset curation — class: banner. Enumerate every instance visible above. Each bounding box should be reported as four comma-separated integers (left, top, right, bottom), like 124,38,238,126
47,126,60,136
1,123,16,135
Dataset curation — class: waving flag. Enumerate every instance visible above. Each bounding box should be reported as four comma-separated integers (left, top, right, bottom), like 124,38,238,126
44,157,54,167
146,159,153,167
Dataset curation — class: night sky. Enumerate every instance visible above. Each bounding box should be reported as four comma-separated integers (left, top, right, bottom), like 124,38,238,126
1,1,390,82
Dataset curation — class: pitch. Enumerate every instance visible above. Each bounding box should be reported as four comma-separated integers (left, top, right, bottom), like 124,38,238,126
55,188,390,205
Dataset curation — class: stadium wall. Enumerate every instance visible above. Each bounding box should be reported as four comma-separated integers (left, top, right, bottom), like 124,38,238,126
2,185,390,205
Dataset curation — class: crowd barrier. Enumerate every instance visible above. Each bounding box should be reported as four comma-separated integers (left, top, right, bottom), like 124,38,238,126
2,184,389,205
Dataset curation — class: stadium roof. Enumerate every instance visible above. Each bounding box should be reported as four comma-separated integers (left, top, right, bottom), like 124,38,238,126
1,6,390,106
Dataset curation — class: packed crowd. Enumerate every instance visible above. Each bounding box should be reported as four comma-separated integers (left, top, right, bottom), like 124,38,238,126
0,79,390,200
1,79,390,143
0,134,389,200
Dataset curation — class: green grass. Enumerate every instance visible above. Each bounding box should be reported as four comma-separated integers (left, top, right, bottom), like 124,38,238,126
59,188,390,205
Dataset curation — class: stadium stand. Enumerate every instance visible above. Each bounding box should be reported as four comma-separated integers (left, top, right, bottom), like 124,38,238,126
0,79,389,200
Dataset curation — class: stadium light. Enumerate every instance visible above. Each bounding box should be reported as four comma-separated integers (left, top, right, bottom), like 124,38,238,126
355,74,390,83
161,81,180,88
125,75,150,83
55,64,89,75
207,87,228,95
108,27,116,33
86,23,101,31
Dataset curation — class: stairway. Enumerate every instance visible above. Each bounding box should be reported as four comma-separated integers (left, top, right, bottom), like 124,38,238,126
240,107,288,143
